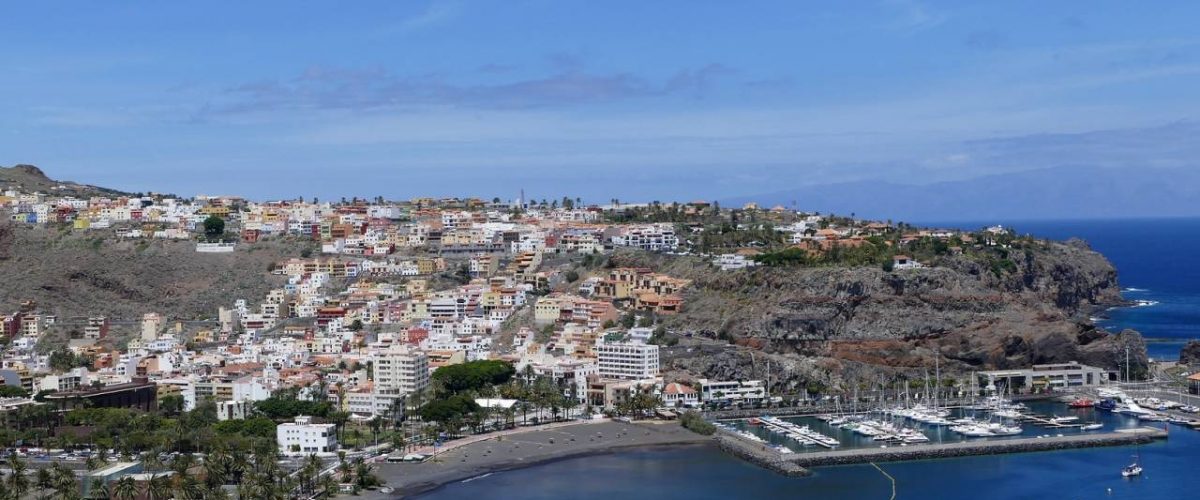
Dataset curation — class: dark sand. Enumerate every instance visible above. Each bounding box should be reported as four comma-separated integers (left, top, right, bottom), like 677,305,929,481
368,420,712,498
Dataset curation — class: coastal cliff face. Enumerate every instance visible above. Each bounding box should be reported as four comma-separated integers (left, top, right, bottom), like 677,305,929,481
613,241,1148,392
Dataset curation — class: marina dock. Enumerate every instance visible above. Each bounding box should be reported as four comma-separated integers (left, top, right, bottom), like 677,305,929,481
758,416,839,448
782,427,1167,468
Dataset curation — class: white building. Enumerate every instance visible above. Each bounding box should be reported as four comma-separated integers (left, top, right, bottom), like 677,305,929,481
697,379,765,404
891,255,923,270
371,346,430,395
712,253,758,271
611,224,678,252
597,342,659,380
217,400,250,421
277,416,338,455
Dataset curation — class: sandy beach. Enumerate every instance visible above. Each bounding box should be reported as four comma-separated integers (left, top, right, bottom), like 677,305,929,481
367,420,713,498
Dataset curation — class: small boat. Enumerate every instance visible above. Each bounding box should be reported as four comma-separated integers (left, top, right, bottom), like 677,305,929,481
1068,398,1094,408
1049,416,1079,424
1095,399,1117,411
748,418,762,426
1080,423,1103,431
1122,463,1142,478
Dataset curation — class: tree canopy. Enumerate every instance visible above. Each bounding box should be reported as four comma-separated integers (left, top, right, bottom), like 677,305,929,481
203,215,225,239
432,360,515,396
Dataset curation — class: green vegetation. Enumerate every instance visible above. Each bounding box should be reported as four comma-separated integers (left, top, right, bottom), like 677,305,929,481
254,390,334,420
418,394,480,425
679,410,716,435
202,214,225,240
0,392,390,498
213,417,277,439
0,384,29,397
432,360,515,396
614,390,662,417
692,223,786,253
48,347,90,372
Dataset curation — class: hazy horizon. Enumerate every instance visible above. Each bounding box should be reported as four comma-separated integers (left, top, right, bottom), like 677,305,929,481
4,1,1200,212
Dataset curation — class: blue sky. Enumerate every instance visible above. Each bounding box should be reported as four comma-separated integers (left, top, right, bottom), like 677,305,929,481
3,1,1199,202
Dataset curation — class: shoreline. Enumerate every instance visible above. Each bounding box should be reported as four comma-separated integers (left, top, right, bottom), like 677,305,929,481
371,421,712,498
395,441,714,498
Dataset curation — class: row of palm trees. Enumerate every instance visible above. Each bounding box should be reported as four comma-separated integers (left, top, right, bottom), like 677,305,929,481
0,437,375,499
0,456,76,499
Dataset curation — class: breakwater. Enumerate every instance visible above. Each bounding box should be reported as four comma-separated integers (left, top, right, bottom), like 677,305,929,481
783,427,1167,468
714,431,810,477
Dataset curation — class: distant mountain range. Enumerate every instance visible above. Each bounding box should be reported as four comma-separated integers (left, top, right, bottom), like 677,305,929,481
0,164,130,198
721,166,1200,222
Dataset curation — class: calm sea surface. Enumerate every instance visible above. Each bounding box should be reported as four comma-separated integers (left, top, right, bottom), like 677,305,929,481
420,219,1199,499
931,218,1200,361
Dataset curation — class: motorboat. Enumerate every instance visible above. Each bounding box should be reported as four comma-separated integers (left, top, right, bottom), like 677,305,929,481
1122,462,1142,478
1080,423,1103,431
992,409,1025,419
1068,398,1094,408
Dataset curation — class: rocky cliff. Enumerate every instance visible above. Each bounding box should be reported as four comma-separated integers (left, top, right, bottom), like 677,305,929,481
613,240,1148,393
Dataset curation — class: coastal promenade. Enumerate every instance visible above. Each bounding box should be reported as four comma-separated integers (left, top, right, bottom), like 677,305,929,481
783,427,1167,468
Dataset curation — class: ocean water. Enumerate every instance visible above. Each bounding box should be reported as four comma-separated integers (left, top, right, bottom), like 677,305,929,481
929,218,1200,361
419,219,1199,499
424,425,1194,499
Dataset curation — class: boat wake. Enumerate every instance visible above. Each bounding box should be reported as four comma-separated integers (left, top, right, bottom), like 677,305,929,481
1123,287,1148,293
1133,300,1159,308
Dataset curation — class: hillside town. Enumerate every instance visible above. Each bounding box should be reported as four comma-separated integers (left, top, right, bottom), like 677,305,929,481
0,184,1073,498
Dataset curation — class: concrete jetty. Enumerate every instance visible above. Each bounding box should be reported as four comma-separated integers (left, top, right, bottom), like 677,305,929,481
782,427,1167,468
714,431,811,477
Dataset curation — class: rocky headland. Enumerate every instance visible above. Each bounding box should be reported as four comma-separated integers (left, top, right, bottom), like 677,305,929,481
612,238,1149,392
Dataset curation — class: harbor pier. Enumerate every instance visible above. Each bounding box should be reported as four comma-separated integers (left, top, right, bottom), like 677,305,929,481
783,427,1167,468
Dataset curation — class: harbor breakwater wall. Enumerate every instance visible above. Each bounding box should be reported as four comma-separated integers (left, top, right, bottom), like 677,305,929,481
715,432,811,477
784,428,1166,468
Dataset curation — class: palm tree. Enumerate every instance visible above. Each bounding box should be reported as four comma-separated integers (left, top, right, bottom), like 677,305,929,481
299,454,322,495
147,474,172,500
51,462,78,499
87,479,110,500
352,458,383,490
174,474,205,500
112,477,138,500
203,449,229,488
140,451,165,473
203,483,231,500
316,474,340,500
229,448,250,483
336,458,352,483
35,467,54,498
6,454,30,497
369,416,383,445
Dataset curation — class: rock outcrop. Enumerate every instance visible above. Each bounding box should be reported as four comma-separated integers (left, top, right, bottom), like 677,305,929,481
616,240,1148,391
1180,340,1200,367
